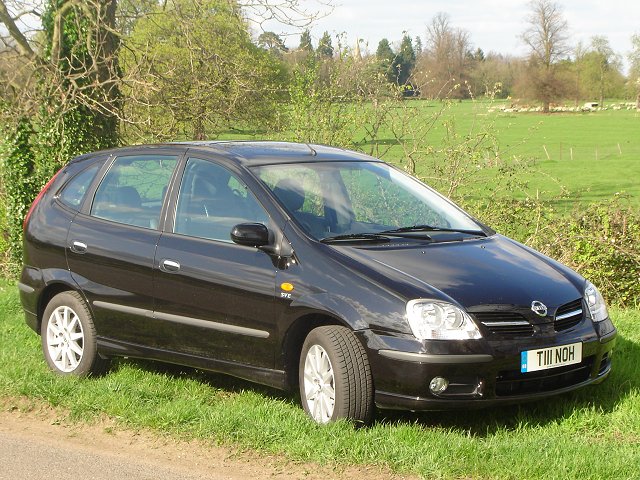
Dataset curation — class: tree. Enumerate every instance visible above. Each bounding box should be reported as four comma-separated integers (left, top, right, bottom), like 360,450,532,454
299,29,313,52
415,13,473,99
589,36,619,107
473,48,485,62
0,0,121,271
258,31,288,55
629,34,640,110
469,53,523,98
375,38,395,84
520,0,570,112
0,0,327,271
376,38,394,61
317,31,333,58
123,0,284,141
0,0,121,161
116,0,157,35
393,35,415,87
414,36,423,57
568,37,623,106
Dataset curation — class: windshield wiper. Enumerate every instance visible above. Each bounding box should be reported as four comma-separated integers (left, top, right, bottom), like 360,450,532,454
381,224,486,237
320,233,391,244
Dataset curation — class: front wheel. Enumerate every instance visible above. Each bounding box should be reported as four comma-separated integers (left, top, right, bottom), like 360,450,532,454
299,326,374,424
41,291,109,376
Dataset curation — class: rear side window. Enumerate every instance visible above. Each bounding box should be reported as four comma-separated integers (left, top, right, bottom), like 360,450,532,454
58,163,100,209
90,155,177,229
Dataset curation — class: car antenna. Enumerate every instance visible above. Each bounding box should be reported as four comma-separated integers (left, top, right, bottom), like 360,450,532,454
306,144,317,156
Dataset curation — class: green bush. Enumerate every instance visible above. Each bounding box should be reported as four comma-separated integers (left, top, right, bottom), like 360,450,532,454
0,119,37,276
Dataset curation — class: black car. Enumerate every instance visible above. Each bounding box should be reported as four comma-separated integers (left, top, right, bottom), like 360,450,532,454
19,141,616,424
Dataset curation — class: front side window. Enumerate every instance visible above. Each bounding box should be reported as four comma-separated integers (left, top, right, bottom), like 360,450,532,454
174,157,269,242
91,155,177,229
254,161,482,241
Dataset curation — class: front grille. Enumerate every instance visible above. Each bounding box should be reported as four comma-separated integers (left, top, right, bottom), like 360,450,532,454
555,299,583,332
474,312,534,336
495,357,594,396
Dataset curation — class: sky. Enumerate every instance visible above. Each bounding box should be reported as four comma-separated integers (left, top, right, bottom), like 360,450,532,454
268,0,640,70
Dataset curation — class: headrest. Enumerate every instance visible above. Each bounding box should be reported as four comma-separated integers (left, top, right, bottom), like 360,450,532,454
273,178,305,212
115,186,141,208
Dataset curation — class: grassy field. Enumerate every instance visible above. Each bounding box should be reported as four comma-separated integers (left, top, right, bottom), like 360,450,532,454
356,101,640,206
406,101,640,205
1,280,638,479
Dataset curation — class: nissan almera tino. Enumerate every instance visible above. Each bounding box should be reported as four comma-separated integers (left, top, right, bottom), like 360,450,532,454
20,141,616,424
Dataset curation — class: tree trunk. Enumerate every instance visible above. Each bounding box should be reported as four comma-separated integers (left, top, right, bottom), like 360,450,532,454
96,0,120,146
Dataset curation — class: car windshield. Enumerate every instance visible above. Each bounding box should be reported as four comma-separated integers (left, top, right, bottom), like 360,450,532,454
253,161,485,241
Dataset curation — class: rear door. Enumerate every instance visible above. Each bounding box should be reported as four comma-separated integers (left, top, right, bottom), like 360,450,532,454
152,156,277,367
67,151,180,343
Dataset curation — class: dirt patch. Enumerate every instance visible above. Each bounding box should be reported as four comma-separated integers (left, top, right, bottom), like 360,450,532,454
0,397,416,480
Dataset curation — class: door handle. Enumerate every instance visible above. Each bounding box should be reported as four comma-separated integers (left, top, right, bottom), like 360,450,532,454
161,259,180,272
70,241,87,254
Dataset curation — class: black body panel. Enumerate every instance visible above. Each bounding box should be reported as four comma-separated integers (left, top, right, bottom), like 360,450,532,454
20,141,617,409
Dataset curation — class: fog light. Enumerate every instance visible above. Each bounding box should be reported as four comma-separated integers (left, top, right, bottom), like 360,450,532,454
429,376,449,394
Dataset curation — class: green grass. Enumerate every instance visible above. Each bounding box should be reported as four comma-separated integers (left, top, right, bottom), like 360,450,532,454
443,102,640,204
374,101,640,206
1,280,639,479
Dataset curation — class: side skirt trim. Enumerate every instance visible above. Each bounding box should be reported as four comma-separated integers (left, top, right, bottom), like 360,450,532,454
96,337,286,390
93,301,269,339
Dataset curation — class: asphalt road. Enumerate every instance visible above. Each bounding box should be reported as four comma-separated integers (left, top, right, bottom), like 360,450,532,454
0,418,237,480
0,406,411,480
0,430,215,480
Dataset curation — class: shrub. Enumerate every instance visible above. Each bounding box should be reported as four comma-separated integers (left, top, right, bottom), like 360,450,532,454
0,119,37,276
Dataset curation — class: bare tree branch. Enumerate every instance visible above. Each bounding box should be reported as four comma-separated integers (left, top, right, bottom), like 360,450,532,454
0,0,36,60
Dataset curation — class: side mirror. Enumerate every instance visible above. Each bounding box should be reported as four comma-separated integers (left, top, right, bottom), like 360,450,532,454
230,223,270,247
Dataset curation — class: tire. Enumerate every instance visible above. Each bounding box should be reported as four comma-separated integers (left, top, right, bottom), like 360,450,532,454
299,326,374,425
40,291,109,377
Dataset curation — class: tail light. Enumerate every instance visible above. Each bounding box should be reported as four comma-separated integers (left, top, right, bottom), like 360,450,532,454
23,168,64,230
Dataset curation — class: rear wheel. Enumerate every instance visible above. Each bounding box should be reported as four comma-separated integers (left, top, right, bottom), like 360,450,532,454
41,291,109,376
299,326,374,424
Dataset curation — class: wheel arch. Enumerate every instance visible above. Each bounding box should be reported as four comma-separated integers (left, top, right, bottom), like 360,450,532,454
280,311,349,390
37,282,84,333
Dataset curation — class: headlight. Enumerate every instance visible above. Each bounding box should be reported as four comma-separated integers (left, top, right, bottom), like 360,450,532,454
584,281,608,322
406,300,482,340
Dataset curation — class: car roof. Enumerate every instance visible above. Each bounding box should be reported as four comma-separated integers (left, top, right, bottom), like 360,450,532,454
72,141,381,167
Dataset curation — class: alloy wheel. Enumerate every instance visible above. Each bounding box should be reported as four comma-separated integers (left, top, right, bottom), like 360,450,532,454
303,344,336,423
46,306,85,373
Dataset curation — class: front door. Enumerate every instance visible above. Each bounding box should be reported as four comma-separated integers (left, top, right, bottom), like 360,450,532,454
153,157,277,367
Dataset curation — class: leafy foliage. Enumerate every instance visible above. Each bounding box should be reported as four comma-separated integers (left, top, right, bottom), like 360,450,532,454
0,119,35,275
121,0,285,141
283,56,369,148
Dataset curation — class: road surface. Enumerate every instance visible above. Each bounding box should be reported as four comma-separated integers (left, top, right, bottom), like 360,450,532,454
0,404,411,480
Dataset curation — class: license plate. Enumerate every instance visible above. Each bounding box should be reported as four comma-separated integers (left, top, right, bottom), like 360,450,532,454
520,342,582,373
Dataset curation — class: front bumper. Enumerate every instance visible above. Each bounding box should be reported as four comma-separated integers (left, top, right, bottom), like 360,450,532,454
359,319,616,411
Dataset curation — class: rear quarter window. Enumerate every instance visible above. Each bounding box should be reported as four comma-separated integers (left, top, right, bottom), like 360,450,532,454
58,163,101,210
